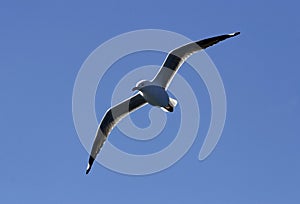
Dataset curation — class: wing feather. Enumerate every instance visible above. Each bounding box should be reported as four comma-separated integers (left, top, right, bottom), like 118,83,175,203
152,32,240,89
86,93,147,174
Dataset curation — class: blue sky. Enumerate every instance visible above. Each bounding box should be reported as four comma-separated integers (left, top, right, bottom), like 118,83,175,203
1,0,299,203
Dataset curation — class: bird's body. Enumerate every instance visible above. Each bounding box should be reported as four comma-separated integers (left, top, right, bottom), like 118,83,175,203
132,80,176,112
139,85,169,107
85,31,240,174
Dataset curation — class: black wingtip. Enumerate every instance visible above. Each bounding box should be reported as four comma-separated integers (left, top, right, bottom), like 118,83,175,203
86,167,91,174
85,156,95,174
231,31,240,36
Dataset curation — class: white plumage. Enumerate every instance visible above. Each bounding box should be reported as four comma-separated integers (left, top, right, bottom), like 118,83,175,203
85,32,240,174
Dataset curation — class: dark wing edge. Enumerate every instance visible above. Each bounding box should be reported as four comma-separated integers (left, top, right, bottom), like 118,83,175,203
152,32,240,89
86,93,147,174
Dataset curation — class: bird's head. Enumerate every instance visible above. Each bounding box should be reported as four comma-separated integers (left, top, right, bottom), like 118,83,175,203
132,80,152,91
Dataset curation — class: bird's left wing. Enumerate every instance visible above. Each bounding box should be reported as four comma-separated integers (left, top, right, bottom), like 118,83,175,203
86,93,147,174
152,32,240,89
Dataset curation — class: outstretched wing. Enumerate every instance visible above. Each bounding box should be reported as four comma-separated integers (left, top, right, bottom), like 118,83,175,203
86,93,147,174
152,32,240,89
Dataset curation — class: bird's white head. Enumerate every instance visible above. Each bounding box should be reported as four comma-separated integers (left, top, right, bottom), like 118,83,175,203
132,80,152,91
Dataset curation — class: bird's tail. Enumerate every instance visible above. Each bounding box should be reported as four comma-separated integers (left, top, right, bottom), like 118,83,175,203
162,97,178,112
169,97,178,108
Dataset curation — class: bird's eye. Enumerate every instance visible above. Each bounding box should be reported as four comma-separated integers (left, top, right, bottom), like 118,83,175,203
141,83,144,86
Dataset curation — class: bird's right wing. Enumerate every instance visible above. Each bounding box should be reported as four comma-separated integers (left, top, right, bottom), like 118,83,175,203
86,93,147,174
152,32,240,89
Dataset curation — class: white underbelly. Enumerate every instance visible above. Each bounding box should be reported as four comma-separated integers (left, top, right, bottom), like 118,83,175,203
140,86,169,107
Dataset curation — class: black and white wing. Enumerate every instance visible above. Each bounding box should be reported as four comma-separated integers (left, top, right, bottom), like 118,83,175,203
86,93,147,174
152,32,240,89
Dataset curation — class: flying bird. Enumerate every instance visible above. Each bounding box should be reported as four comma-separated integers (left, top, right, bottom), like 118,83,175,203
86,32,240,174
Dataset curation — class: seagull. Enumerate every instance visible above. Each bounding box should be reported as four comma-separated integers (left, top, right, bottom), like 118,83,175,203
85,31,240,174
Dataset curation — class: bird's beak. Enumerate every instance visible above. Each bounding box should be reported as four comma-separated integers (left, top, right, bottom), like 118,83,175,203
132,87,139,91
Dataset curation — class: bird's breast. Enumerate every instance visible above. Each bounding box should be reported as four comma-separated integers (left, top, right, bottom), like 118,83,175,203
140,86,169,107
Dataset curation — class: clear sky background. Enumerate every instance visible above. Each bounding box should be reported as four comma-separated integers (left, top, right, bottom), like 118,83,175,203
1,0,299,203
